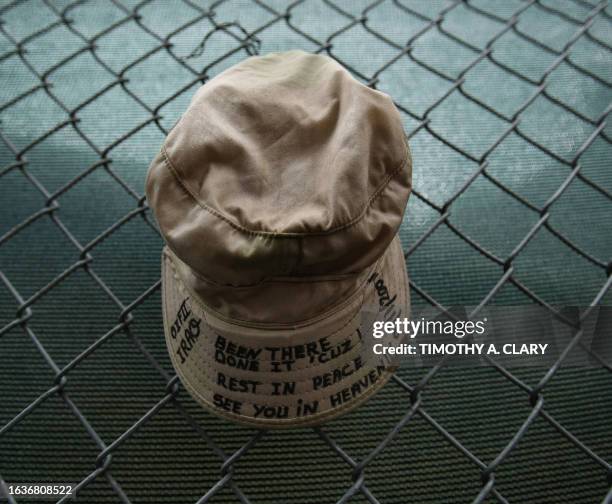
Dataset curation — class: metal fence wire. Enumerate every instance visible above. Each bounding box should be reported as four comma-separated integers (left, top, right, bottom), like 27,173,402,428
0,0,611,502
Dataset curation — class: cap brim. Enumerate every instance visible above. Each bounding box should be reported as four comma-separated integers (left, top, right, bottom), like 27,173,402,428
161,235,410,428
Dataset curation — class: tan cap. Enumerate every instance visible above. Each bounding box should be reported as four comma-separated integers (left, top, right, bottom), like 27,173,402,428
146,50,412,427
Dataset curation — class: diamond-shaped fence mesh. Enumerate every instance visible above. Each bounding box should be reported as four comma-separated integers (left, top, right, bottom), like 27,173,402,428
0,0,611,502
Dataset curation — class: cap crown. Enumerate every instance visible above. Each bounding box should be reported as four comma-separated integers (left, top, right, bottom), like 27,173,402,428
147,50,411,289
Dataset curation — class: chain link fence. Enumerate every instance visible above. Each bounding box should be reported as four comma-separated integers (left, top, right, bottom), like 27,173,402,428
0,0,611,502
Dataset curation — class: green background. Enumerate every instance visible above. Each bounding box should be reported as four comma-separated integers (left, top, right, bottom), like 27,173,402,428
1,0,611,502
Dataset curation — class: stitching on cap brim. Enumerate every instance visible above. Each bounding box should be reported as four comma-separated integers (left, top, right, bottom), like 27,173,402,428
165,245,376,330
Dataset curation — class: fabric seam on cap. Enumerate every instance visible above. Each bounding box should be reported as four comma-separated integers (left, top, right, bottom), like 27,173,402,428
165,246,377,330
160,143,410,238
165,253,368,361
167,244,368,288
